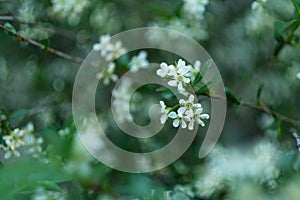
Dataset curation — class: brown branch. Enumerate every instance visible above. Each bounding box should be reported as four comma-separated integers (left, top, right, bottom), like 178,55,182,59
0,24,84,64
200,93,300,126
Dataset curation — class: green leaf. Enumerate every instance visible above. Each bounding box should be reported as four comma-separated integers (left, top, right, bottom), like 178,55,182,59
196,85,209,95
225,87,241,105
256,84,264,104
17,181,63,195
274,19,300,42
40,39,50,50
9,109,28,125
192,72,203,86
200,59,213,76
156,87,170,93
292,0,300,17
4,23,16,33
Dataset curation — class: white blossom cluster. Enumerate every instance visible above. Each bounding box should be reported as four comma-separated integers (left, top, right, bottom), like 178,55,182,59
93,34,127,86
160,95,209,130
246,0,274,34
194,140,280,198
112,78,134,123
31,188,65,200
50,0,90,25
157,59,200,93
183,0,209,21
129,51,149,72
93,34,126,62
0,122,44,159
157,59,209,130
251,0,267,11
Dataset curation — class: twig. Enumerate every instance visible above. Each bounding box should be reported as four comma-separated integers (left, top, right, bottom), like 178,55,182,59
0,15,76,39
200,93,300,126
0,24,84,64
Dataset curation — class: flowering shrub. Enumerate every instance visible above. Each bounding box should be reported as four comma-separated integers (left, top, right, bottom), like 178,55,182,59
0,0,300,199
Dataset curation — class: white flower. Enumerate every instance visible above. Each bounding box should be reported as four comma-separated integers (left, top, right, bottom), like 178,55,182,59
93,34,126,62
297,72,300,80
168,109,190,128
24,134,44,158
31,188,66,200
168,59,191,91
112,78,134,123
188,107,209,130
183,0,209,20
50,0,90,25
157,62,174,78
96,62,118,85
178,95,202,117
129,51,149,72
160,101,169,124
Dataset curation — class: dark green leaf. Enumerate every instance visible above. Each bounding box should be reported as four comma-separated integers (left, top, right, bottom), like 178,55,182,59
4,23,16,33
40,39,50,50
196,85,209,95
156,87,170,92
225,87,241,105
256,84,264,104
192,72,203,86
292,0,300,17
200,59,213,76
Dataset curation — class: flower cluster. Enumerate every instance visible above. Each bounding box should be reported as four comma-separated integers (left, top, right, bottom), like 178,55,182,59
251,0,267,11
50,0,90,25
31,188,66,200
93,34,127,86
93,34,126,62
112,78,134,123
129,51,149,72
0,122,44,159
183,0,209,20
194,140,280,198
157,59,200,93
160,95,209,130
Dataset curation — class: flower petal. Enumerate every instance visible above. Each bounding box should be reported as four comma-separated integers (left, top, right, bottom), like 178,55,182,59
168,80,177,87
168,111,178,119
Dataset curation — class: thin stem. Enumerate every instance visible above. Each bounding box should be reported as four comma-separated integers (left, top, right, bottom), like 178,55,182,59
0,24,84,64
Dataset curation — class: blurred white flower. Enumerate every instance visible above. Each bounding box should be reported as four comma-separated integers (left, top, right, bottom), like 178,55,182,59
129,51,149,72
93,34,126,62
297,72,300,80
50,0,90,25
159,101,169,124
31,188,65,200
195,140,280,198
251,0,267,10
24,134,44,158
0,122,44,159
96,62,118,85
183,0,209,20
112,78,134,123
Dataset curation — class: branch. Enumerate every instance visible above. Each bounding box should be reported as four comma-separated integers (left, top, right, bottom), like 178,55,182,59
200,92,300,127
0,15,76,39
0,24,83,64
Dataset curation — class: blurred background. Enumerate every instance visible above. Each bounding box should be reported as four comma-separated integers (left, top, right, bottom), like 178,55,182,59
0,0,300,199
